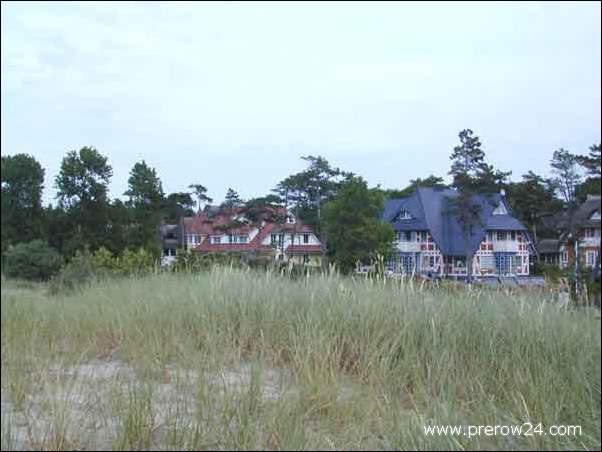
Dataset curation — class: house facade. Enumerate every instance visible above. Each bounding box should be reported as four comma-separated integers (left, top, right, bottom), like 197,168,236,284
383,187,534,278
538,195,601,271
159,206,322,266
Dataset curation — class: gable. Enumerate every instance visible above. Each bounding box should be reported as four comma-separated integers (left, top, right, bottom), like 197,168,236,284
492,202,508,215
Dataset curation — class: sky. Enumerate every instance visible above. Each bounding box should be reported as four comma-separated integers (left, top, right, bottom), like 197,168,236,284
1,1,601,205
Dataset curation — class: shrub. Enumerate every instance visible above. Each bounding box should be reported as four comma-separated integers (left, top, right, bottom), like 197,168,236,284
3,240,63,281
49,250,108,294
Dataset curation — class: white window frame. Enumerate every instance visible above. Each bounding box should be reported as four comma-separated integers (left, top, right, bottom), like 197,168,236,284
396,209,413,221
493,203,508,215
586,250,597,267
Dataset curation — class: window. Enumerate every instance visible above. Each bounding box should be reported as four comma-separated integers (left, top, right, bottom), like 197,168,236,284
586,250,597,267
303,233,309,244
584,228,593,238
397,231,412,242
493,203,508,215
497,231,507,241
480,255,495,270
210,236,221,244
303,254,309,264
187,234,200,245
421,231,428,242
395,209,413,221
429,256,435,268
271,234,284,247
401,254,415,274
238,235,248,243
511,231,516,241
561,251,569,265
486,231,493,242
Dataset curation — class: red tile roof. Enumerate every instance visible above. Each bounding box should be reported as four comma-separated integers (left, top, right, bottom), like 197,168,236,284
184,206,319,254
286,245,322,254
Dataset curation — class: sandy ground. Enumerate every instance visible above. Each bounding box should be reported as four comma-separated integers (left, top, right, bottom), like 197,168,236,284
0,359,302,450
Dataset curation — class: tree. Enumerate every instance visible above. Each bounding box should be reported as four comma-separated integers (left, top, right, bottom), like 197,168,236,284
188,183,213,212
505,171,563,241
4,240,63,281
55,146,113,255
221,188,243,209
448,129,487,282
124,161,165,250
576,143,601,281
241,195,285,225
473,163,512,193
550,148,582,207
576,143,601,202
1,154,46,252
384,175,448,198
274,155,352,269
322,176,395,273
164,192,196,222
124,160,164,210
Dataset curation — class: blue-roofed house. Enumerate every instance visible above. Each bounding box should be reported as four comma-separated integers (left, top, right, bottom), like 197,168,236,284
382,187,535,277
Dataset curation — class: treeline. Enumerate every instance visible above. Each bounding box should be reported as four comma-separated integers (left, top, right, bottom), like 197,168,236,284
1,130,600,279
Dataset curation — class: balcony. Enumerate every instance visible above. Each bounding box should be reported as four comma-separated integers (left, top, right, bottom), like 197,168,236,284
492,241,519,253
395,241,422,252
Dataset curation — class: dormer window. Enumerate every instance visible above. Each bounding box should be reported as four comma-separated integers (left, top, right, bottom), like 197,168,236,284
395,209,413,221
286,215,296,224
591,210,601,220
493,203,508,215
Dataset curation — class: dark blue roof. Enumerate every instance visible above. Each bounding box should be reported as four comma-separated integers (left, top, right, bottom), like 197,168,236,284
383,187,529,256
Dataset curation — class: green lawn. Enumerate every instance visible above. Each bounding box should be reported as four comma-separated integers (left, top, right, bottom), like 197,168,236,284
1,269,600,450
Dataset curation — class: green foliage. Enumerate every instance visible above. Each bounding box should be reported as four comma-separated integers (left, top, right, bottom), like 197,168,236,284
576,143,601,203
531,261,567,282
171,249,242,272
448,129,487,281
1,154,46,250
124,161,165,250
49,247,158,294
550,148,582,206
55,146,112,209
188,183,213,211
323,176,395,273
49,250,105,294
164,192,195,221
222,188,244,209
55,146,113,255
384,175,448,198
506,171,563,239
124,160,164,210
3,240,63,281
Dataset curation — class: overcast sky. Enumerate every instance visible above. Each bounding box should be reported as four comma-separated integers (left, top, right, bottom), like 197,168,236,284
1,1,600,204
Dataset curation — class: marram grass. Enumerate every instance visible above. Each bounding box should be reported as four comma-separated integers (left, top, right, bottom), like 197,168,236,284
1,268,600,450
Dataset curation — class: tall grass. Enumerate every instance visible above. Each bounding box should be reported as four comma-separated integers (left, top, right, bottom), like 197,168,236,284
1,267,600,450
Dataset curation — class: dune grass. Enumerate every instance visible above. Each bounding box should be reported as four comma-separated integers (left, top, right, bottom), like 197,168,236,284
1,268,600,450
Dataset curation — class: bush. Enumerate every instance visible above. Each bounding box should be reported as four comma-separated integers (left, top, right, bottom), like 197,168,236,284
49,250,108,294
49,247,159,295
3,240,63,281
531,262,567,282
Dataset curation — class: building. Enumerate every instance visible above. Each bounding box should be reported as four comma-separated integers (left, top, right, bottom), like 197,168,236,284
159,206,322,266
382,187,535,278
538,195,601,271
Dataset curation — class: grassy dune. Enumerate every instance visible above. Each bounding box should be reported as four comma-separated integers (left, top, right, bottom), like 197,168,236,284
1,269,600,450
